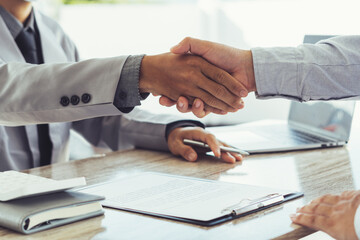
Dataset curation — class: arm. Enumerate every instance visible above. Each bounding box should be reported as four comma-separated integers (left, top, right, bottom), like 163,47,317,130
72,108,242,163
166,36,360,117
252,35,360,101
0,52,246,125
72,108,197,152
0,57,127,126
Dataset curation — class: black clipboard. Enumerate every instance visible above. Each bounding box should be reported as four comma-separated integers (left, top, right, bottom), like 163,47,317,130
79,172,304,227
105,192,303,226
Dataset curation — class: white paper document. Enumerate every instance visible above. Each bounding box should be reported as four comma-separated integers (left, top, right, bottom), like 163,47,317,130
300,231,334,240
79,173,300,224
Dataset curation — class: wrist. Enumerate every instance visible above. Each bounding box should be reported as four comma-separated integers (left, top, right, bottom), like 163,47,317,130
244,50,256,92
139,55,154,94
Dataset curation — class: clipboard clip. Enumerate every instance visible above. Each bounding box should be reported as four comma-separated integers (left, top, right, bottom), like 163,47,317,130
221,193,284,216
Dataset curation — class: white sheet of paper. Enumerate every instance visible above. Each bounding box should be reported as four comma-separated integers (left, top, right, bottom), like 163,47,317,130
79,173,293,221
299,231,334,240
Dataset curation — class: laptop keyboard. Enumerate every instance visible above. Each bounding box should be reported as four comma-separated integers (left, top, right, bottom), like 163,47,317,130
260,126,331,144
288,128,331,143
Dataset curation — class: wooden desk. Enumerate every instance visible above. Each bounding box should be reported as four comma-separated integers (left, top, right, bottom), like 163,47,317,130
1,138,359,239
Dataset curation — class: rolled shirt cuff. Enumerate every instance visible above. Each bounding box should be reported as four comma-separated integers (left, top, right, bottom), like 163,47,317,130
251,47,302,101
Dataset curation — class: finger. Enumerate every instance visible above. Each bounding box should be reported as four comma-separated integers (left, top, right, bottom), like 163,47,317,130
204,134,221,158
191,99,210,118
180,128,221,157
192,87,238,113
196,72,244,109
350,194,360,208
181,146,198,162
178,97,214,117
159,96,177,107
311,194,341,205
171,37,211,55
220,152,236,163
239,98,245,109
201,60,248,98
172,142,198,162
297,202,333,217
340,190,360,200
177,96,191,113
219,141,243,162
230,152,243,162
290,213,329,231
194,99,226,115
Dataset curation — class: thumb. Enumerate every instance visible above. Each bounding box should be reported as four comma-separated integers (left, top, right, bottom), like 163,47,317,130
181,145,198,162
171,37,211,56
175,144,198,162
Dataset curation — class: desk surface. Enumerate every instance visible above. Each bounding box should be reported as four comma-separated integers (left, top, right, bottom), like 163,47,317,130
1,142,359,240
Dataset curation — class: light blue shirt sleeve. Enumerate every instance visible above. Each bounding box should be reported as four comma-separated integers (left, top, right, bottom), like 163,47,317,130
252,37,360,238
251,36,360,102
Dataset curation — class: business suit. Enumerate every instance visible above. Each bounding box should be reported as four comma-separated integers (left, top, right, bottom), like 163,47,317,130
0,9,196,171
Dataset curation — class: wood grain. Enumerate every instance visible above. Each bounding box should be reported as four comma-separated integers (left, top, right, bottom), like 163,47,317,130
1,139,359,239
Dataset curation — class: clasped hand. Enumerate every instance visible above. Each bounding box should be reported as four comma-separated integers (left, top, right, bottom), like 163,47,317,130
155,37,256,118
139,52,248,115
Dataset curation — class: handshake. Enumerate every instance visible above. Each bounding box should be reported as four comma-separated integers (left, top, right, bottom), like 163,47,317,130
139,37,257,118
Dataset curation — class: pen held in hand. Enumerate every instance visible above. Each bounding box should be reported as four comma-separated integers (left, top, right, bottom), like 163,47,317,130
183,139,250,156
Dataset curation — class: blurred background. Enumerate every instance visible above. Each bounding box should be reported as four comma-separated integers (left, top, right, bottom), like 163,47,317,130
36,0,360,125
34,0,360,157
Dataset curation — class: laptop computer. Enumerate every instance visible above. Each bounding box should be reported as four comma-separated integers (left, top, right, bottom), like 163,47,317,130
208,35,356,154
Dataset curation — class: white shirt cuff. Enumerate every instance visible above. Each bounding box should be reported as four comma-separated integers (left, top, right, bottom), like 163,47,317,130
355,204,360,240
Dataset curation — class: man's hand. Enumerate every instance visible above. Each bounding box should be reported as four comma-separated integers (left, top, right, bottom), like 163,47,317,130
171,37,256,92
290,190,360,240
167,127,243,163
139,53,247,114
158,37,256,118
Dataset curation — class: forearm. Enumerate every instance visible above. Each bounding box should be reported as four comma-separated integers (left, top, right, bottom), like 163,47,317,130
72,108,204,152
252,36,360,101
0,56,142,126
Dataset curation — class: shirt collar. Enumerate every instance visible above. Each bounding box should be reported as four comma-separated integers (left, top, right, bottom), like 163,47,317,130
0,6,35,39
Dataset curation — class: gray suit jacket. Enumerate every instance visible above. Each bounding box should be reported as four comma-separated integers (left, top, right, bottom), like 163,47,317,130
0,10,190,171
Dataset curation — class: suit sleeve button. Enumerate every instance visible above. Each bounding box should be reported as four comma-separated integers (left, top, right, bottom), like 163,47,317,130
71,95,80,105
81,93,91,104
60,96,70,107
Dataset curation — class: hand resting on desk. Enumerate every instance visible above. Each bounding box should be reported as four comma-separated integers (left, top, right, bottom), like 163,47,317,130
167,127,243,163
291,190,360,240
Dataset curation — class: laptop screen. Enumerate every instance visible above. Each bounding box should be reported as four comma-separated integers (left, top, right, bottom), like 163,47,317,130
288,35,355,141
289,101,355,141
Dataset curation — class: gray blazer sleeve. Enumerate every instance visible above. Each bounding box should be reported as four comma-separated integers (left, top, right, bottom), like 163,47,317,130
0,57,130,126
71,108,203,152
252,35,360,101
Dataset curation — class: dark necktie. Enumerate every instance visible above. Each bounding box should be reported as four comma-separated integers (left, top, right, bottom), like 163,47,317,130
15,28,53,166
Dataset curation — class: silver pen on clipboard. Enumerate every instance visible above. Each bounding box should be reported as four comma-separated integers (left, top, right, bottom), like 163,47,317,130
221,193,284,216
183,139,250,156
